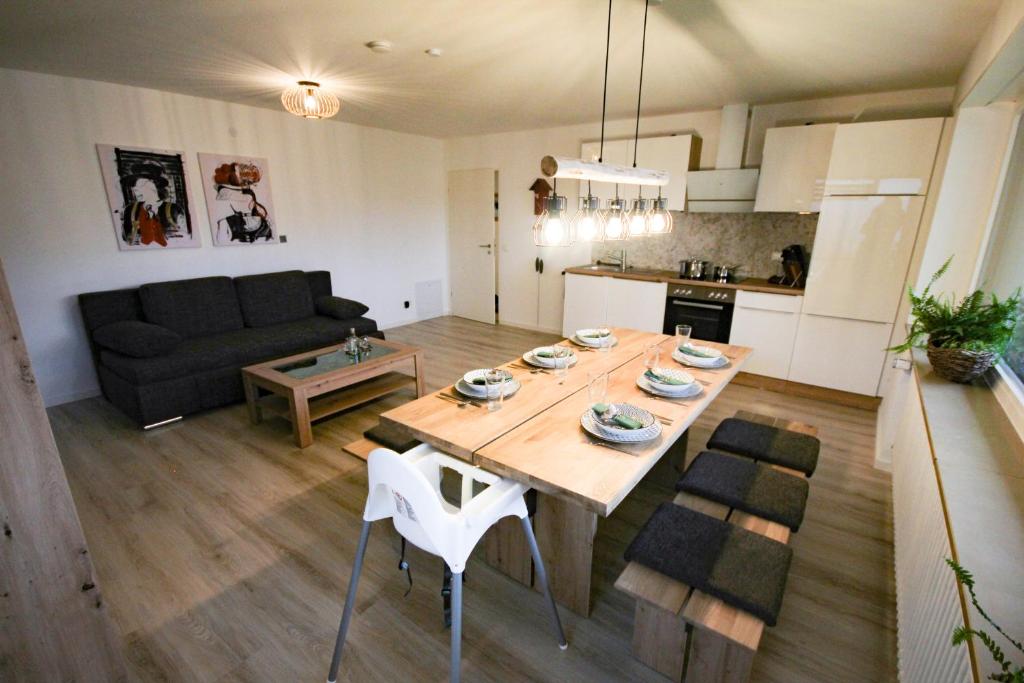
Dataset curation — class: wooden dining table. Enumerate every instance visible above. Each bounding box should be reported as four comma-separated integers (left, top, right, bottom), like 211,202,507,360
380,327,751,615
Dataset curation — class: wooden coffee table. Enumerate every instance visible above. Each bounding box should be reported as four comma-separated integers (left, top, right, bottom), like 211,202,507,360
242,338,424,448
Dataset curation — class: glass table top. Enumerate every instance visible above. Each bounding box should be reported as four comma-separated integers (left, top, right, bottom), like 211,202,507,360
272,343,396,380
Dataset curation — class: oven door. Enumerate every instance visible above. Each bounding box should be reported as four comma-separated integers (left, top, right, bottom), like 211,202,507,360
662,297,734,343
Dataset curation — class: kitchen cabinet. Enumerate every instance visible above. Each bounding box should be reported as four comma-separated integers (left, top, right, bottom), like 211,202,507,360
728,291,803,380
803,195,925,323
580,134,698,210
562,274,666,336
825,118,944,196
754,123,837,213
788,314,893,395
605,278,667,333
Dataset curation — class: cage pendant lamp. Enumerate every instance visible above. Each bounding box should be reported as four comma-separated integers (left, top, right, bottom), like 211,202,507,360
281,81,340,119
574,193,605,243
533,193,574,247
603,195,629,241
648,195,673,234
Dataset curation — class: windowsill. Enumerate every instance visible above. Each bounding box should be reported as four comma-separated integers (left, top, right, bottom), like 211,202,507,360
913,351,1024,681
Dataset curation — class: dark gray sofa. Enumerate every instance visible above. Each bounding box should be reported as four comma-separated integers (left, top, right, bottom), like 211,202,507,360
79,270,382,426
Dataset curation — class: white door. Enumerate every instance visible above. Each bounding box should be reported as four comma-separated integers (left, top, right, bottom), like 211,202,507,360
803,195,925,323
448,169,497,324
789,314,893,395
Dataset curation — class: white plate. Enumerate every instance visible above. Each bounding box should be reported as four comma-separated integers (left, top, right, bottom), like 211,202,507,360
643,366,695,389
580,403,662,443
454,378,521,399
523,347,578,368
571,334,618,349
672,347,729,368
636,374,703,399
463,367,513,386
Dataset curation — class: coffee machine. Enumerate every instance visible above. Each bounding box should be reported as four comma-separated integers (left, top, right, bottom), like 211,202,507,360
769,244,807,287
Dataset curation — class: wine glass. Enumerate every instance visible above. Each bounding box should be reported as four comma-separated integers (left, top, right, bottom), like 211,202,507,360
644,343,661,371
588,371,608,405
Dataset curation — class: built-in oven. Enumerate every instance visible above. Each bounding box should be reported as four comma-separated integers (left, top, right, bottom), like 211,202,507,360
662,283,735,343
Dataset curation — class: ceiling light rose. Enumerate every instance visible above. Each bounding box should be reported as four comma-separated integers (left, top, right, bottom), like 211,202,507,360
281,81,340,119
366,40,393,53
533,193,574,247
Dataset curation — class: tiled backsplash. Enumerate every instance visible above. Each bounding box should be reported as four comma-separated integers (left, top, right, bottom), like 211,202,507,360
590,212,818,279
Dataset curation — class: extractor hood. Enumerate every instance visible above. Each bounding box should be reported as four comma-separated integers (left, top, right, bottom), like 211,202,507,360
686,104,759,212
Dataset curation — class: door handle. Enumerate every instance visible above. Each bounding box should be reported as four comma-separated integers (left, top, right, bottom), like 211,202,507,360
478,244,492,248
535,257,540,273
539,258,544,274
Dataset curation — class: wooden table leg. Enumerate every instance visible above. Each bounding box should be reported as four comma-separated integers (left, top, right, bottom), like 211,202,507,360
413,351,426,398
288,390,313,448
533,493,598,616
242,373,262,424
483,515,534,587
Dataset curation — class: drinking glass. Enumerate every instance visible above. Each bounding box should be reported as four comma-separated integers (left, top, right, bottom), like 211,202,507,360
644,343,661,371
484,369,505,412
588,371,608,405
552,346,571,384
597,327,613,353
675,324,693,350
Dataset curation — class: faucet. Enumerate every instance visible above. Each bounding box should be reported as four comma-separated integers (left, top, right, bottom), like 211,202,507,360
597,249,628,272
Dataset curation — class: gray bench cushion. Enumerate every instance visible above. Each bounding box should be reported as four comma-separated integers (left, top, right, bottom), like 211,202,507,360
707,418,820,477
365,423,420,453
624,503,792,626
677,451,809,532
234,270,315,328
140,276,245,338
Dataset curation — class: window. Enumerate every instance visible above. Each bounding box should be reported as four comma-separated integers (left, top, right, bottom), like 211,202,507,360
979,114,1024,386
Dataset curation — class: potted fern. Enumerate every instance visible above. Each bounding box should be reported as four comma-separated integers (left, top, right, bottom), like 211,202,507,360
947,559,1023,682
890,257,1021,383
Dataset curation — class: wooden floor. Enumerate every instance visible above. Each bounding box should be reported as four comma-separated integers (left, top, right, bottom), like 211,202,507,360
50,316,897,682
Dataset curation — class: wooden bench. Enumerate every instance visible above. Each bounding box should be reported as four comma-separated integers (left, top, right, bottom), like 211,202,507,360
614,412,817,682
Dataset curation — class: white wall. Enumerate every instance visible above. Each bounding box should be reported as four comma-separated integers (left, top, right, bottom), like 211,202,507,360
0,68,447,406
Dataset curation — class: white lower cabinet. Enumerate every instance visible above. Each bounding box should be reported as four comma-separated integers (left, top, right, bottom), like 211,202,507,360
562,273,666,336
605,278,667,334
728,291,802,380
788,314,893,396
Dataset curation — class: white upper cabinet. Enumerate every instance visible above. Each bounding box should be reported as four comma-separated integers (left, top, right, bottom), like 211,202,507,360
824,118,944,196
803,195,925,323
634,135,700,210
754,123,837,212
580,134,699,210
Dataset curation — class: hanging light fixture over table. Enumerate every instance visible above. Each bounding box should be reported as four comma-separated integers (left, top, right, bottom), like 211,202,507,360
281,80,340,120
532,183,574,247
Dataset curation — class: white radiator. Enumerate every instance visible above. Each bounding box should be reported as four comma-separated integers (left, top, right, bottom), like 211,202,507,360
892,378,974,682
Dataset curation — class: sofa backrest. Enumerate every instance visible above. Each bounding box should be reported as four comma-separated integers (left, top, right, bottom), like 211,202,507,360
79,288,144,334
139,276,245,338
233,270,316,328
306,270,332,300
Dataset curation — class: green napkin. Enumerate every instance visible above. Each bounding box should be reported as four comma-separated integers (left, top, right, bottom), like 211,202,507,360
580,330,610,339
535,349,555,358
645,369,687,385
471,373,512,385
591,403,643,430
678,344,718,358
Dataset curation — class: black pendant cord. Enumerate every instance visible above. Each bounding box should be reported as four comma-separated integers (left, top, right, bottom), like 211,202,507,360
632,0,649,169
598,0,613,163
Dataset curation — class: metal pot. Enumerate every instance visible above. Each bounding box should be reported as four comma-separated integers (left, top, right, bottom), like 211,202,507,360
685,259,709,280
714,265,739,283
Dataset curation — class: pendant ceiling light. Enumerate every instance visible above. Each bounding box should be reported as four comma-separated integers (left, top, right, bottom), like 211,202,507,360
603,196,629,241
573,190,605,243
533,181,574,246
281,80,340,120
647,196,674,234
628,197,650,236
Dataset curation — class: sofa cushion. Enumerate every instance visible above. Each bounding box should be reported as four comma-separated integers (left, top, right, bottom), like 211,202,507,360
234,270,315,328
93,320,182,358
140,276,244,338
316,295,370,320
79,288,143,334
307,270,333,300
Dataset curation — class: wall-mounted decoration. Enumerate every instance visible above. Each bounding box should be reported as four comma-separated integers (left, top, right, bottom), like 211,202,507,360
97,144,199,250
198,153,278,246
529,178,552,216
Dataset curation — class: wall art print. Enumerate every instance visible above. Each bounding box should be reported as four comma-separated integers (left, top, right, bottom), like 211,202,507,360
198,153,278,246
97,144,200,250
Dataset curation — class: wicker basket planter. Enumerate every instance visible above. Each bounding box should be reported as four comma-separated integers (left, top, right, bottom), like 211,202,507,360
926,341,997,383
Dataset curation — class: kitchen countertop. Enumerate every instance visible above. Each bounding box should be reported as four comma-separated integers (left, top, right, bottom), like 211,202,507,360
563,265,805,296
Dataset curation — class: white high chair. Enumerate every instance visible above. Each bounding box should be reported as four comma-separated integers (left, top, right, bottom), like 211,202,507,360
327,444,568,683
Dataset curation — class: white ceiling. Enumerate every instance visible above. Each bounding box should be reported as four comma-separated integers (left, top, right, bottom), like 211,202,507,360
0,0,998,138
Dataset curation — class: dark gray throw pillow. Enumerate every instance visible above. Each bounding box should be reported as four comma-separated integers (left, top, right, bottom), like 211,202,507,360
316,295,369,320
92,320,181,358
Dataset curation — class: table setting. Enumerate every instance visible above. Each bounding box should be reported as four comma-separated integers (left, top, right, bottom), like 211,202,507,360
570,327,618,351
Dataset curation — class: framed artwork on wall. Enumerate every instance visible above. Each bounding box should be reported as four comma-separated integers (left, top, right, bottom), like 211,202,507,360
198,153,278,246
96,144,200,250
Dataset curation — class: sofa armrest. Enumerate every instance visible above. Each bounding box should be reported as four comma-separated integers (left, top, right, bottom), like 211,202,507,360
315,295,369,320
92,320,181,358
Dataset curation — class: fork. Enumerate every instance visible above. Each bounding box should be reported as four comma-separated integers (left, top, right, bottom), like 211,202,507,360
584,438,637,455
